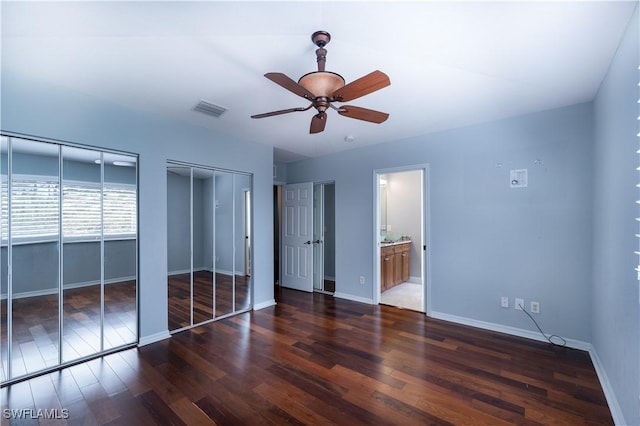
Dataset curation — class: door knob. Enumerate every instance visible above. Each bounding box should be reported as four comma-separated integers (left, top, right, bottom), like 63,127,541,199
304,240,312,245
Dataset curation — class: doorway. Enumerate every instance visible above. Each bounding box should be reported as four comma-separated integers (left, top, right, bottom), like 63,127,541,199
375,167,428,313
313,182,335,294
275,181,335,294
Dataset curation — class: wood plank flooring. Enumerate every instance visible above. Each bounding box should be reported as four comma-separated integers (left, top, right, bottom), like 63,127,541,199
168,271,250,331
1,287,612,425
1,282,137,381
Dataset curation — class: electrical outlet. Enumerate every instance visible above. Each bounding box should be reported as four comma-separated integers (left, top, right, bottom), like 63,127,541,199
359,276,365,284
501,297,509,308
515,298,524,310
530,301,540,314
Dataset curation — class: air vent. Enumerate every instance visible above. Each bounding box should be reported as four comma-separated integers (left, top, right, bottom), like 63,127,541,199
193,100,227,118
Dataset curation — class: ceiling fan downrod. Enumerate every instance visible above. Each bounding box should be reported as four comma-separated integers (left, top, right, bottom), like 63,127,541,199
311,30,331,72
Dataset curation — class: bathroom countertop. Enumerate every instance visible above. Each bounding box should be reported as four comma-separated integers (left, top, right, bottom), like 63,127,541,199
380,240,412,247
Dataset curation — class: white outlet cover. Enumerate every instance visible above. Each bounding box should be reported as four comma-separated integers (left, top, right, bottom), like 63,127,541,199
510,169,528,188
515,298,524,310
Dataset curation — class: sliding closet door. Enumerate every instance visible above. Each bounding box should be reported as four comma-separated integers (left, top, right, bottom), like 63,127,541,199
192,168,214,324
0,134,138,385
11,138,60,377
103,153,137,350
214,170,234,318
61,146,102,362
0,136,8,381
235,174,251,312
167,165,192,331
167,163,252,332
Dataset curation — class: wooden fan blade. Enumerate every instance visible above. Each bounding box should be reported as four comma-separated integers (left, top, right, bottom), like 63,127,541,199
338,105,389,123
331,70,390,102
251,105,311,119
310,112,327,134
265,73,315,100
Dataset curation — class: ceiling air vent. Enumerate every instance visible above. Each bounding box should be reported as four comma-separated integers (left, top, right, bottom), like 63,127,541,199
193,100,227,118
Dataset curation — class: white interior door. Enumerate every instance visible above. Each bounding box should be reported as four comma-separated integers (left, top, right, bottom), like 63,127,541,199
281,182,314,292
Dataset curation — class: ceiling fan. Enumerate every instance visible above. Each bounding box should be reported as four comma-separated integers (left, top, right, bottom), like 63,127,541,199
251,31,391,134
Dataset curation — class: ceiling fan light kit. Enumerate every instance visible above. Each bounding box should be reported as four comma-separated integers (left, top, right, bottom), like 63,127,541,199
251,31,390,134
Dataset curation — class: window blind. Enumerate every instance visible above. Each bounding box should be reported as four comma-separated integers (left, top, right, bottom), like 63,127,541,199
1,177,136,241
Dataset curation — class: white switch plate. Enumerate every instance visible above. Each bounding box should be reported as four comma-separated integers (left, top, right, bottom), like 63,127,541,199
359,276,365,284
501,297,509,308
515,298,524,310
530,301,540,314
510,169,528,188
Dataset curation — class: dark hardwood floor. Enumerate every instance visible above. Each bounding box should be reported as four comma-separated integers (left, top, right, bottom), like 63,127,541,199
1,287,612,425
168,271,250,331
1,281,137,381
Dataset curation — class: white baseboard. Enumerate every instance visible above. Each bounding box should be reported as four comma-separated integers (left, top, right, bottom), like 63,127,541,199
588,347,626,426
333,292,374,305
253,299,276,310
168,267,209,276
138,330,171,347
429,311,591,351
429,310,625,424
407,276,422,285
1,276,137,300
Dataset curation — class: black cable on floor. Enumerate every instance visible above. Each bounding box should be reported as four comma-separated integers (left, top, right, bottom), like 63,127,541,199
518,303,567,347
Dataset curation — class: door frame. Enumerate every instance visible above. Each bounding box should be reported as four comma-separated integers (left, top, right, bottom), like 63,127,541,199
373,164,432,315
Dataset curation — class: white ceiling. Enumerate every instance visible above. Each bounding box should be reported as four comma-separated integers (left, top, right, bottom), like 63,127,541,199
1,1,636,163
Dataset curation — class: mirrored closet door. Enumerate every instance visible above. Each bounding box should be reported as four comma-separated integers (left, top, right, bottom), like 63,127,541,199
0,135,138,384
167,162,252,333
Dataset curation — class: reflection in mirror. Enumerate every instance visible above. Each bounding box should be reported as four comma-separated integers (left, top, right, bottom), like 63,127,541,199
0,136,7,381
235,174,251,312
62,146,101,362
167,165,192,331
11,138,60,376
103,153,137,350
379,175,387,235
215,171,234,318
192,167,214,324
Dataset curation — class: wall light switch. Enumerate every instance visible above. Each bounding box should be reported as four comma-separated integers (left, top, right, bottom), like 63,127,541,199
501,297,509,308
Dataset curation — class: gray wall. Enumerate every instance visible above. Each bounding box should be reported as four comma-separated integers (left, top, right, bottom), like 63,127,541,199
288,102,594,342
1,70,274,341
592,5,639,425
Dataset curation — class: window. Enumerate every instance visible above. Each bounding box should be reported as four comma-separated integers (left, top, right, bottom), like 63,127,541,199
1,176,136,241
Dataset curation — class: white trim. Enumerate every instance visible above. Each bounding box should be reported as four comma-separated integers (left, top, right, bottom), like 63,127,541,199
588,347,626,426
334,292,375,305
253,299,276,310
407,276,422,285
138,330,171,347
0,276,137,300
429,311,591,351
168,267,209,276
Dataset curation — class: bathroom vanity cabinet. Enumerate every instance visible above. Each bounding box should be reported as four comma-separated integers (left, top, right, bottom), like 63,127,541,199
380,241,411,291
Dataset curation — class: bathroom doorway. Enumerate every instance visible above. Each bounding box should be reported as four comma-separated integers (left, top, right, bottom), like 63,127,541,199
375,166,429,313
